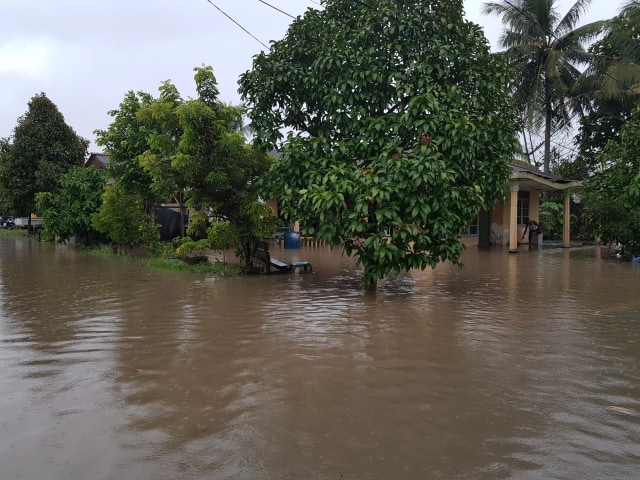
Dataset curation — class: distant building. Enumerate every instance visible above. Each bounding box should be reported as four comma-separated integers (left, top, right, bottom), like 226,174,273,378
85,153,109,170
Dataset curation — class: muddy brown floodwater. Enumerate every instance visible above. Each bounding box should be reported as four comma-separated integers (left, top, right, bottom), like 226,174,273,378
1,236,639,479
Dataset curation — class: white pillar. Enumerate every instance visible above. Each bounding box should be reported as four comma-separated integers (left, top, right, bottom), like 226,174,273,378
509,182,519,253
562,193,570,248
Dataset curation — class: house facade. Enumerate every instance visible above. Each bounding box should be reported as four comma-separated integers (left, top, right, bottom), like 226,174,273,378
461,163,582,251
267,162,582,252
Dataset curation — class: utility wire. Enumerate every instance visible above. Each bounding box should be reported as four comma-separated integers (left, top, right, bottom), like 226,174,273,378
204,0,323,49
204,0,269,49
257,0,295,19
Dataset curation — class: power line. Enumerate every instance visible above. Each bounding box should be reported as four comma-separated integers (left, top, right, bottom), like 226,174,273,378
257,0,295,19
204,0,323,49
204,0,269,49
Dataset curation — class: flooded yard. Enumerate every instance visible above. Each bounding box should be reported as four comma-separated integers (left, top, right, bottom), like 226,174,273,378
1,237,639,479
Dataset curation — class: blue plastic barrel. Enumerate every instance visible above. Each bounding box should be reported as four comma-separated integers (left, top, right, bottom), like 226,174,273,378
284,231,301,249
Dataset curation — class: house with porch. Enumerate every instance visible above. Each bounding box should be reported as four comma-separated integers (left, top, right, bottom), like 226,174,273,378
218,146,587,252
462,162,582,252
265,161,582,252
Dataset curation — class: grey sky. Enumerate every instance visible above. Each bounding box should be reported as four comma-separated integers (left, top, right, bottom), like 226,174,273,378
0,0,624,152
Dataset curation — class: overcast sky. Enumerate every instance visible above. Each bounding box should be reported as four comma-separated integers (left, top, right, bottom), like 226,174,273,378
0,0,624,152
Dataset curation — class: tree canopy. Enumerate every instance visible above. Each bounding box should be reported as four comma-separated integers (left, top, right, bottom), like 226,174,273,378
92,183,159,247
581,1,640,110
568,2,640,179
94,91,156,209
239,0,519,286
0,93,88,218
137,66,275,244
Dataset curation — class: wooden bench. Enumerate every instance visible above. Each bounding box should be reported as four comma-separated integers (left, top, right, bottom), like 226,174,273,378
253,241,312,274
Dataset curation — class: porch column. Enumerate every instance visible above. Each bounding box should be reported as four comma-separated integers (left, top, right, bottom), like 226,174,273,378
509,182,519,253
562,192,571,248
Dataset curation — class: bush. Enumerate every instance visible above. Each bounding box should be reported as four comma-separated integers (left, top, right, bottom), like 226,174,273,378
172,236,210,262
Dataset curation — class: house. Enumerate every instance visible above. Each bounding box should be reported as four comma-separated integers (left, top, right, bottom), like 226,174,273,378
461,162,582,252
266,159,582,252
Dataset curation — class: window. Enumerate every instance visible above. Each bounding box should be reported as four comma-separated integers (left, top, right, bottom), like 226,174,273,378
462,215,479,236
517,191,530,225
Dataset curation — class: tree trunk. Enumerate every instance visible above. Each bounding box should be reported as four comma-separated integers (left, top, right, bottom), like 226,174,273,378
544,97,552,174
522,127,531,164
362,265,378,291
242,238,254,267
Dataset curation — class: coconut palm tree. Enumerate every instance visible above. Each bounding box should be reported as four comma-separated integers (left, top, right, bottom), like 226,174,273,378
580,1,640,111
482,0,606,173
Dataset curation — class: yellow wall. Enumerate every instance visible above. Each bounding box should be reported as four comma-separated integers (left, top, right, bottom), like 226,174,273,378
488,190,541,245
460,236,478,247
265,199,279,217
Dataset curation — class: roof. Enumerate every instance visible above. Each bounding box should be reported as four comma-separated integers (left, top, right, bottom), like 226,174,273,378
508,162,582,192
85,153,109,170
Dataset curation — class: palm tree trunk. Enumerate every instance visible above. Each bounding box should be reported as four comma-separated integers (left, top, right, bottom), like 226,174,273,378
522,127,530,164
544,98,552,174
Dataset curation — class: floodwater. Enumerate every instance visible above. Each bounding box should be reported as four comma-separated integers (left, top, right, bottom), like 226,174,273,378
0,236,639,480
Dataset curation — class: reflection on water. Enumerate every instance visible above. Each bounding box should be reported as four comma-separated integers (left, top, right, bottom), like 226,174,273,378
1,238,639,479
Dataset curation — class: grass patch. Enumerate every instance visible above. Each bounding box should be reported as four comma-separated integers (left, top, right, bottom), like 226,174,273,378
85,243,243,276
142,256,242,275
84,244,117,257
0,229,28,237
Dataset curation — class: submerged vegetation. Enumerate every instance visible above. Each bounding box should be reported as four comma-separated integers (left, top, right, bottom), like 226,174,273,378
86,243,243,276
0,229,27,238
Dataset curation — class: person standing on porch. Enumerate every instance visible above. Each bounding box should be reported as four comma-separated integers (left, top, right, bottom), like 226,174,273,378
521,217,541,243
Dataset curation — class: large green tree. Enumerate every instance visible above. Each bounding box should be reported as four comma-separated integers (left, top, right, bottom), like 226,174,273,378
136,66,276,261
239,0,519,287
0,93,88,221
562,110,626,180
482,0,605,173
